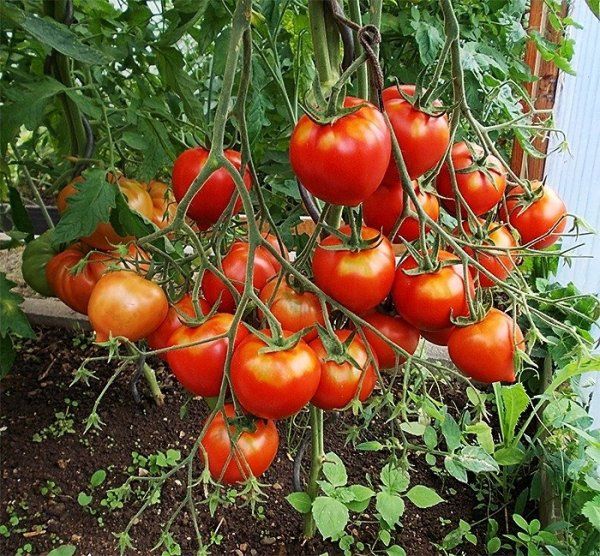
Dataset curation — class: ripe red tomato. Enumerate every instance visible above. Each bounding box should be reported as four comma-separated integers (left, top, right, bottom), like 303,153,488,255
420,327,455,346
312,225,395,314
147,294,211,358
436,142,507,216
259,232,289,271
230,332,321,419
88,271,168,342
363,179,439,243
360,311,420,369
392,250,475,331
167,313,248,397
200,404,278,484
172,147,251,229
448,308,525,383
500,182,567,249
382,84,450,181
290,97,391,206
460,220,517,287
45,244,106,315
202,241,278,313
259,279,324,341
309,330,377,410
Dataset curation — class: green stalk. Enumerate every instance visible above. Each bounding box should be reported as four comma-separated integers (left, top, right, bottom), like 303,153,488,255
142,363,164,407
303,201,342,539
348,0,368,98
303,405,324,537
308,0,338,90
539,355,563,529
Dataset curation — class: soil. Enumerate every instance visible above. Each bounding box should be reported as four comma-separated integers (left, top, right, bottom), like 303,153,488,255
1,327,487,556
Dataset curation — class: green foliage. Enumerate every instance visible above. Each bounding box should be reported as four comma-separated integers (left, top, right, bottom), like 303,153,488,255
0,272,35,377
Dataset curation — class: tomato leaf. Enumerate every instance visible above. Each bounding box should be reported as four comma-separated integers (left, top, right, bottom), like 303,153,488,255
285,492,312,514
376,491,405,529
457,445,500,473
311,496,349,540
0,273,35,341
2,5,109,65
110,189,155,239
322,452,347,487
7,186,34,237
0,335,17,379
47,545,76,556
406,485,444,509
52,169,117,247
581,495,600,531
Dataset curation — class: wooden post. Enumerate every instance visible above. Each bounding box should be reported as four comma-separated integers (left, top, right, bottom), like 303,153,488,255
511,0,567,180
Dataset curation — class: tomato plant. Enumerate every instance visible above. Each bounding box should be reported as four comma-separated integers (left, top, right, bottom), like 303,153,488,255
4,0,593,553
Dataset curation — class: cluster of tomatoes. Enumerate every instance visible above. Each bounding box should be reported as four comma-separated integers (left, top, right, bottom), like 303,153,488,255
31,84,568,485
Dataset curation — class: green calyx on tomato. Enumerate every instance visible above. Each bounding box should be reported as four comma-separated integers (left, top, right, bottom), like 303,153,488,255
21,230,60,297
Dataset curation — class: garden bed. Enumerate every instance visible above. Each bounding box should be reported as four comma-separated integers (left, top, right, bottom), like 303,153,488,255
1,327,483,555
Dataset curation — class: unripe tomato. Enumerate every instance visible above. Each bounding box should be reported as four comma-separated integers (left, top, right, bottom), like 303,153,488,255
57,176,155,251
202,241,278,313
459,220,517,287
88,271,168,342
309,330,377,410
436,142,507,216
172,147,251,229
290,97,391,206
360,311,420,369
21,230,59,296
147,294,211,358
167,313,248,397
45,244,107,314
259,279,324,341
420,327,455,346
500,182,567,250
448,308,525,383
312,225,395,314
392,250,475,331
200,404,278,484
363,179,439,243
382,84,450,181
231,332,321,419
146,180,176,229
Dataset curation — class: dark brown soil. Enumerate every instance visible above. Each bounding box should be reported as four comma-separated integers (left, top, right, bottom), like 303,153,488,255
1,327,486,555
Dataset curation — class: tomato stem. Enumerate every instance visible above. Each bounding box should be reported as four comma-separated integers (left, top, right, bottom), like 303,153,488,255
303,404,324,538
142,363,164,407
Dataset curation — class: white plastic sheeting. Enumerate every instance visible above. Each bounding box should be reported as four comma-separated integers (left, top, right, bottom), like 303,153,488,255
544,0,600,425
